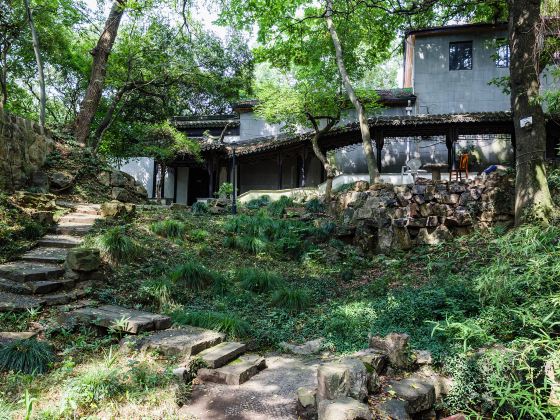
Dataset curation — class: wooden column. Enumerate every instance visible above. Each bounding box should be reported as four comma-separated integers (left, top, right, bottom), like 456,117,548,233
208,158,215,198
375,129,385,173
173,167,178,203
151,161,157,198
277,153,283,190
298,148,308,187
446,127,458,172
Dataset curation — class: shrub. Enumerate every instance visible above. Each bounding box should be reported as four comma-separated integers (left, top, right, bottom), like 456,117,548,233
217,182,233,198
237,268,283,293
171,310,249,337
271,288,311,312
267,196,294,217
170,261,216,291
0,338,54,374
191,201,208,215
190,229,209,242
244,195,270,210
138,277,173,310
150,219,186,238
305,198,325,214
212,273,231,296
96,226,140,264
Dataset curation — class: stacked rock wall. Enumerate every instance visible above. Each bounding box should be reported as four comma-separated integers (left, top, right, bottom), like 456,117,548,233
336,172,514,253
0,110,53,190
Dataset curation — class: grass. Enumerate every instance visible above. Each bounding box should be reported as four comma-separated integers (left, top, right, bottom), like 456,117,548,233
169,261,217,291
171,310,250,337
237,268,284,293
95,226,140,264
0,339,54,374
271,288,311,313
150,219,187,239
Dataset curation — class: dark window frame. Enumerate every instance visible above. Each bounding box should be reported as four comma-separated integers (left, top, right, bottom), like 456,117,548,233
495,39,510,68
449,41,473,71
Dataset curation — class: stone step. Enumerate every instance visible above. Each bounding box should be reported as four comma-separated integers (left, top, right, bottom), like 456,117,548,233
41,285,90,306
59,213,101,224
0,291,45,312
21,247,68,264
70,304,172,334
0,278,72,295
125,326,225,356
38,235,83,249
197,354,267,385
0,331,38,345
55,223,93,236
55,202,100,215
384,375,436,415
197,341,247,369
0,261,64,282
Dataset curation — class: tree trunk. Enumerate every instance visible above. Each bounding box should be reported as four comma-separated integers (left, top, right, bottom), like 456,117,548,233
24,0,46,126
0,45,7,109
91,85,127,151
74,0,125,146
325,0,379,184
508,0,553,224
310,131,335,203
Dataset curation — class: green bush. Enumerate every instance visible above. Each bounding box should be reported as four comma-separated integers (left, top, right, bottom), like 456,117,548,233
244,195,270,210
271,288,311,312
171,310,249,337
0,338,54,374
190,229,209,242
305,198,325,213
237,268,283,293
150,219,187,238
266,196,293,217
191,201,208,215
96,226,140,264
170,261,217,291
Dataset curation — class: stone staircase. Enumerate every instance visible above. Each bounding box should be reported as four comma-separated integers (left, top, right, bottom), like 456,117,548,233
0,203,101,312
68,305,266,386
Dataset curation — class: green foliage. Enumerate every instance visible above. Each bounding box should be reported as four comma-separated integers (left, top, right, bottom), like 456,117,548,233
244,195,271,210
95,226,140,265
304,198,325,214
170,261,216,291
0,339,54,374
171,310,250,337
191,202,208,215
237,268,284,293
217,182,233,198
271,288,311,313
190,229,209,242
266,196,293,217
150,219,187,239
139,121,201,164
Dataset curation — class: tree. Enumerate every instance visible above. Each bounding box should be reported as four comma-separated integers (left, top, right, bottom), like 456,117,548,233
23,0,46,126
221,0,396,185
508,0,555,224
74,0,127,146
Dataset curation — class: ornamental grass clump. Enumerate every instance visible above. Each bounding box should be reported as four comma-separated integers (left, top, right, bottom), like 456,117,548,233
150,219,187,239
0,338,54,374
95,226,140,265
271,287,311,313
171,310,249,337
237,268,283,293
170,261,217,291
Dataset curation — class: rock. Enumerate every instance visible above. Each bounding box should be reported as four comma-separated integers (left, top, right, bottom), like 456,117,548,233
425,216,438,227
134,183,147,197
441,415,467,420
414,350,433,366
449,183,466,194
385,376,436,414
280,338,324,355
31,210,54,225
367,370,380,394
66,248,101,272
545,354,560,406
30,171,49,192
354,181,370,192
416,409,437,420
368,333,411,370
392,226,412,250
111,187,135,202
351,349,388,375
411,185,426,195
375,399,411,420
416,366,453,402
417,225,453,246
100,200,135,218
318,397,372,420
110,171,134,188
297,387,318,420
0,331,38,346
97,171,111,186
14,191,57,210
317,358,368,402
49,171,74,191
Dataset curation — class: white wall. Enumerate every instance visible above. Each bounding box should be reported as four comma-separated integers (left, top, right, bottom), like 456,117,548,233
114,157,154,197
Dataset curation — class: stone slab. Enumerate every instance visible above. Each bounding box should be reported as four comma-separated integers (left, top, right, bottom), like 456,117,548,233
58,214,101,224
198,354,267,385
38,235,83,249
318,397,372,420
0,291,45,312
0,261,64,282
385,376,436,414
70,304,172,334
0,331,38,346
55,223,93,236
21,247,68,264
198,341,247,368
128,326,225,356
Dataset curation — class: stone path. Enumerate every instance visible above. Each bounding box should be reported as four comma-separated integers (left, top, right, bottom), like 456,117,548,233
0,203,100,311
181,355,320,420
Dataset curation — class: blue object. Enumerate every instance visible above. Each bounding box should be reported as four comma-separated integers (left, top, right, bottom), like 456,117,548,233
483,165,498,174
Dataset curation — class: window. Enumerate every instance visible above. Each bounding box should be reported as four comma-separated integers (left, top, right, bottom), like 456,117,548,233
449,41,473,70
496,40,510,68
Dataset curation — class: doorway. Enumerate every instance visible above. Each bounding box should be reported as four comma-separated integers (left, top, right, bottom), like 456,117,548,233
187,167,209,205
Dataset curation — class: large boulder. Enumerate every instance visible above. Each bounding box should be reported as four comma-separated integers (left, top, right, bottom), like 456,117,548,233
351,348,388,375
384,376,436,414
111,187,135,203
368,333,412,370
49,171,74,191
374,399,411,420
100,200,136,218
97,171,112,186
66,248,101,272
110,170,135,188
417,225,453,246
318,397,372,420
317,358,368,402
